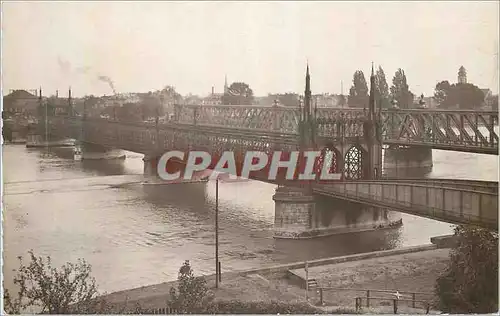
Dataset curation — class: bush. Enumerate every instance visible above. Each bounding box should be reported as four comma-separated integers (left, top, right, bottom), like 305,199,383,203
201,300,324,314
168,260,214,313
3,250,111,314
435,225,498,313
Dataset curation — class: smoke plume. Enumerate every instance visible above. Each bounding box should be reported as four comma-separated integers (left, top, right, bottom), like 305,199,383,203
97,75,117,95
57,56,71,75
75,66,91,74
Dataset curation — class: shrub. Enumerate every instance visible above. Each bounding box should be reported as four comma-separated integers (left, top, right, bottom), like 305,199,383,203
3,250,111,314
201,300,324,314
435,225,498,313
168,260,214,313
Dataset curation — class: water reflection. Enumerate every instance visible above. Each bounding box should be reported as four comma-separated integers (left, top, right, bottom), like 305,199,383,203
141,182,209,215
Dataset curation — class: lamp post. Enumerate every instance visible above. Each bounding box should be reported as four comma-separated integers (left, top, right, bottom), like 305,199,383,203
391,99,399,109
419,94,426,108
215,175,220,288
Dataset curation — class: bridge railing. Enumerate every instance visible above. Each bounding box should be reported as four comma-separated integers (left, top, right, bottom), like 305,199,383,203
314,182,498,230
379,178,499,193
381,110,498,151
171,105,498,151
317,286,433,309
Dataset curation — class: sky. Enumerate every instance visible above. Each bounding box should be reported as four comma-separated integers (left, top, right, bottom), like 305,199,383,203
2,1,499,98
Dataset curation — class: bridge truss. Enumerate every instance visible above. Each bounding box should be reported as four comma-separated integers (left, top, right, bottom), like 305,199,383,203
174,105,498,154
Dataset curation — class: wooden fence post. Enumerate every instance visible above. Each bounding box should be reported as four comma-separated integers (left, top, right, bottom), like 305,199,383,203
319,288,323,305
305,261,309,301
366,290,370,307
218,261,222,283
393,299,398,314
412,293,416,308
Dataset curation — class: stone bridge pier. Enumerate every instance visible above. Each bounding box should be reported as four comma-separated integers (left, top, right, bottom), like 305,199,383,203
273,186,402,239
143,154,162,177
79,142,126,160
142,153,192,179
383,146,433,177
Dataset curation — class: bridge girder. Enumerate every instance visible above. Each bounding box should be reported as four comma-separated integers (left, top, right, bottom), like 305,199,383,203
173,105,498,154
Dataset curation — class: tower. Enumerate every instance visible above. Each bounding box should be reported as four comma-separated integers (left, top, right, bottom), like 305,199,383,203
304,63,311,121
369,62,375,120
458,66,467,84
365,62,382,179
68,87,73,115
299,63,315,148
224,75,228,94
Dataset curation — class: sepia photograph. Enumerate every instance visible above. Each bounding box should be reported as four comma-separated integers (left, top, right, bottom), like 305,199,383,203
1,1,498,314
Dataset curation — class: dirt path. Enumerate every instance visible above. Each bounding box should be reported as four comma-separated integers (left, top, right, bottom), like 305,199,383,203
101,248,451,313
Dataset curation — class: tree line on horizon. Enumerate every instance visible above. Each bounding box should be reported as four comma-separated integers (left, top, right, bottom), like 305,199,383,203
5,65,496,122
347,66,495,110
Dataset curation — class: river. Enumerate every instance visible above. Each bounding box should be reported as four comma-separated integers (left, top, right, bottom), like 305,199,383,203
2,144,498,293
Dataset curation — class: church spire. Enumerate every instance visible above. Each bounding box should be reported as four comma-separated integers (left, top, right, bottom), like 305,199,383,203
304,62,311,121
224,74,228,93
369,62,376,119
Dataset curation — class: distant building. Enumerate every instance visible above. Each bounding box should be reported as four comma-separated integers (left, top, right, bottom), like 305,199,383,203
481,88,492,101
3,89,39,115
458,66,467,84
481,89,495,109
184,94,202,105
313,93,346,108
201,79,230,106
202,87,223,105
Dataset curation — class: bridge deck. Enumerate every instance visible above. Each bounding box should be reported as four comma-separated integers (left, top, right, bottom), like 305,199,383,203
315,180,498,230
48,116,499,229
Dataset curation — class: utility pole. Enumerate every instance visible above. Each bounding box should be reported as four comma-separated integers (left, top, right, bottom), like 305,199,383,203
44,94,48,149
215,177,219,289
341,80,344,108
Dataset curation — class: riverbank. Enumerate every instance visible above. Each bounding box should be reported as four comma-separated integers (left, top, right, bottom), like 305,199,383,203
101,245,450,313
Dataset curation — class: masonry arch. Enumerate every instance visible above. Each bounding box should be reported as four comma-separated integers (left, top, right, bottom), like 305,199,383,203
343,144,366,180
314,143,341,181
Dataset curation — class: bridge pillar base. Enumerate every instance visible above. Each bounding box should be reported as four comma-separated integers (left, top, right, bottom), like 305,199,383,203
143,154,207,183
313,196,403,237
26,134,74,148
143,155,160,177
273,186,316,239
79,143,125,160
273,187,404,239
383,146,433,177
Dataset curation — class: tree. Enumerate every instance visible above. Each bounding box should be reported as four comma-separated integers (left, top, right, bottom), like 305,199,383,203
348,70,368,108
390,68,414,108
434,80,452,107
3,120,13,142
435,225,498,313
490,95,498,111
434,81,485,109
278,93,300,107
222,82,254,105
168,260,213,313
159,85,182,106
338,94,347,107
3,250,110,314
139,92,164,120
375,66,390,108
